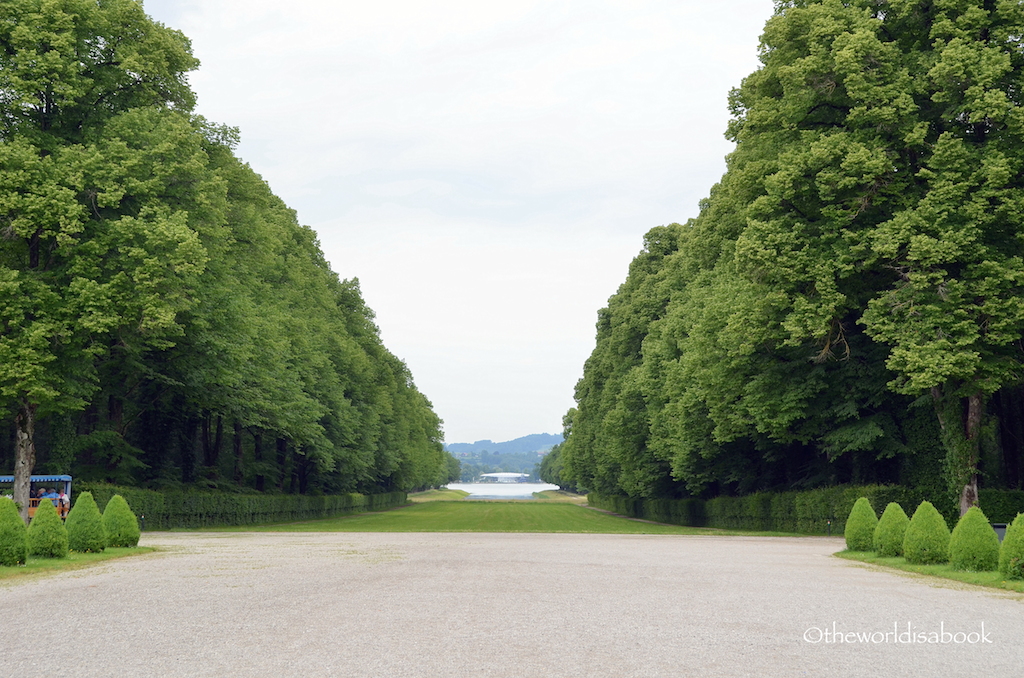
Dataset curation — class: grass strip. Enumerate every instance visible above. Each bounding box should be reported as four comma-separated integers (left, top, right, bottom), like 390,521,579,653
0,547,155,583
408,489,471,503
836,550,1024,594
206,500,803,535
531,490,588,504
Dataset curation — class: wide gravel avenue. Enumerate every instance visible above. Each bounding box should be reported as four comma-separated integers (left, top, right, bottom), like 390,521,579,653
3,532,1022,677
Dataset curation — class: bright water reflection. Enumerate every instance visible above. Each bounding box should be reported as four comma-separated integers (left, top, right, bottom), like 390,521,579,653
446,482,559,499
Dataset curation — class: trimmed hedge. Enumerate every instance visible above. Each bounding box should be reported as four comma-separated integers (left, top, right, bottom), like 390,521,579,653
903,501,951,565
102,495,140,547
74,484,407,529
588,485,933,535
0,496,28,566
845,497,877,551
587,487,1024,535
28,500,69,558
977,489,1024,523
949,506,999,572
873,502,910,557
998,513,1024,580
66,492,107,552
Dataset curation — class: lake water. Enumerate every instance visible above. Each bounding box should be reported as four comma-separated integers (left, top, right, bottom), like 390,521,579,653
446,482,560,499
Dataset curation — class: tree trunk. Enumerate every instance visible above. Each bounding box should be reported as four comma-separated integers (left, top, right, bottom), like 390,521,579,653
253,431,264,492
108,393,124,435
233,421,244,484
276,437,288,491
960,393,983,516
201,415,212,466
934,388,984,517
212,416,223,467
13,401,37,524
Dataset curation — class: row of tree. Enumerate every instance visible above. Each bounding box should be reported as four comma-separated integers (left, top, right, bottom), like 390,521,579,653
552,0,1024,515
0,0,457,519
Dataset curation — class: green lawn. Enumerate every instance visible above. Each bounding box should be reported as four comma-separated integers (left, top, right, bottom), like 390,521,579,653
209,500,755,534
0,547,155,582
408,489,471,503
836,550,1024,594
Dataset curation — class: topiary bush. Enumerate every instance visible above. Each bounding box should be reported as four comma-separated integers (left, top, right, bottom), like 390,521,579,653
999,513,1024,580
102,494,140,547
873,502,910,557
844,497,877,551
66,492,107,553
948,506,999,571
27,500,69,558
903,501,951,565
0,496,29,566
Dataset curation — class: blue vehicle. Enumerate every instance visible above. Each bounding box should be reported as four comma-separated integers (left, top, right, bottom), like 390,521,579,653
0,474,72,519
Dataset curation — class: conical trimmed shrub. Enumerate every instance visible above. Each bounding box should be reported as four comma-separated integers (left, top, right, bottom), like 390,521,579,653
65,492,107,553
27,500,69,558
844,497,877,551
102,495,140,548
873,502,910,557
999,513,1024,580
949,506,999,571
0,496,28,566
903,501,951,565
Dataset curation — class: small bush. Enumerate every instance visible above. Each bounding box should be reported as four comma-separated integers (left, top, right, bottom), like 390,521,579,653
102,495,140,547
873,502,910,557
27,500,69,558
66,492,107,553
999,513,1024,580
903,501,951,565
0,496,29,566
948,506,999,571
844,497,877,551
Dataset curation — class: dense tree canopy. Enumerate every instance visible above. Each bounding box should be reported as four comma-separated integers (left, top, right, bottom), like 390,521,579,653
0,0,452,513
561,0,1024,514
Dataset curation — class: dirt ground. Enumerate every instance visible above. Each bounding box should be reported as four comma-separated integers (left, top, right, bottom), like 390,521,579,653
2,531,1022,677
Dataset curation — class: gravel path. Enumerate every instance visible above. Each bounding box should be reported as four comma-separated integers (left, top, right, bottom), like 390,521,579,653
2,532,1022,677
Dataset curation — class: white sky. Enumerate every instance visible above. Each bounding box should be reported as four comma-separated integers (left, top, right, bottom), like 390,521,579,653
141,0,776,444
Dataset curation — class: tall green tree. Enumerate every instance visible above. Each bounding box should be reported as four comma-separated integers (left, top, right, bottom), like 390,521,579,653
721,0,1024,513
563,0,1024,513
0,0,205,520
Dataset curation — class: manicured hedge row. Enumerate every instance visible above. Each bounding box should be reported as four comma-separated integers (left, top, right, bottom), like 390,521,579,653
593,494,706,527
588,485,1023,535
74,483,407,529
978,489,1024,523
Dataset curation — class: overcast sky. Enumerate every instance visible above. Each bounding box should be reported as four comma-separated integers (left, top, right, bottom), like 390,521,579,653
141,0,776,444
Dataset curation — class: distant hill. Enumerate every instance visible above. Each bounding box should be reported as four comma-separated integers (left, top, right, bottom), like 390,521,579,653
446,433,563,456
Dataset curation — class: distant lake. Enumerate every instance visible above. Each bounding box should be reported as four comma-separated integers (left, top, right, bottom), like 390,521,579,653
446,482,559,499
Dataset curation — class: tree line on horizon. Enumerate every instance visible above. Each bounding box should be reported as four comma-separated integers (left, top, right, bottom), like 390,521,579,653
0,0,457,519
548,0,1024,516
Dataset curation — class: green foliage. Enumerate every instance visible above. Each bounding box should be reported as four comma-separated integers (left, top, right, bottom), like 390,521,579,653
0,0,449,498
77,482,406,529
845,497,878,551
445,454,461,484
873,502,910,557
558,0,1024,510
978,489,1024,523
0,497,28,566
65,492,107,553
27,500,68,558
101,495,140,548
949,506,1000,572
903,502,951,565
587,484,920,534
999,513,1024,580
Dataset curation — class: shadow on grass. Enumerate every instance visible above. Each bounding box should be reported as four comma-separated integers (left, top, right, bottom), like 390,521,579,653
0,547,156,583
835,550,1024,595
